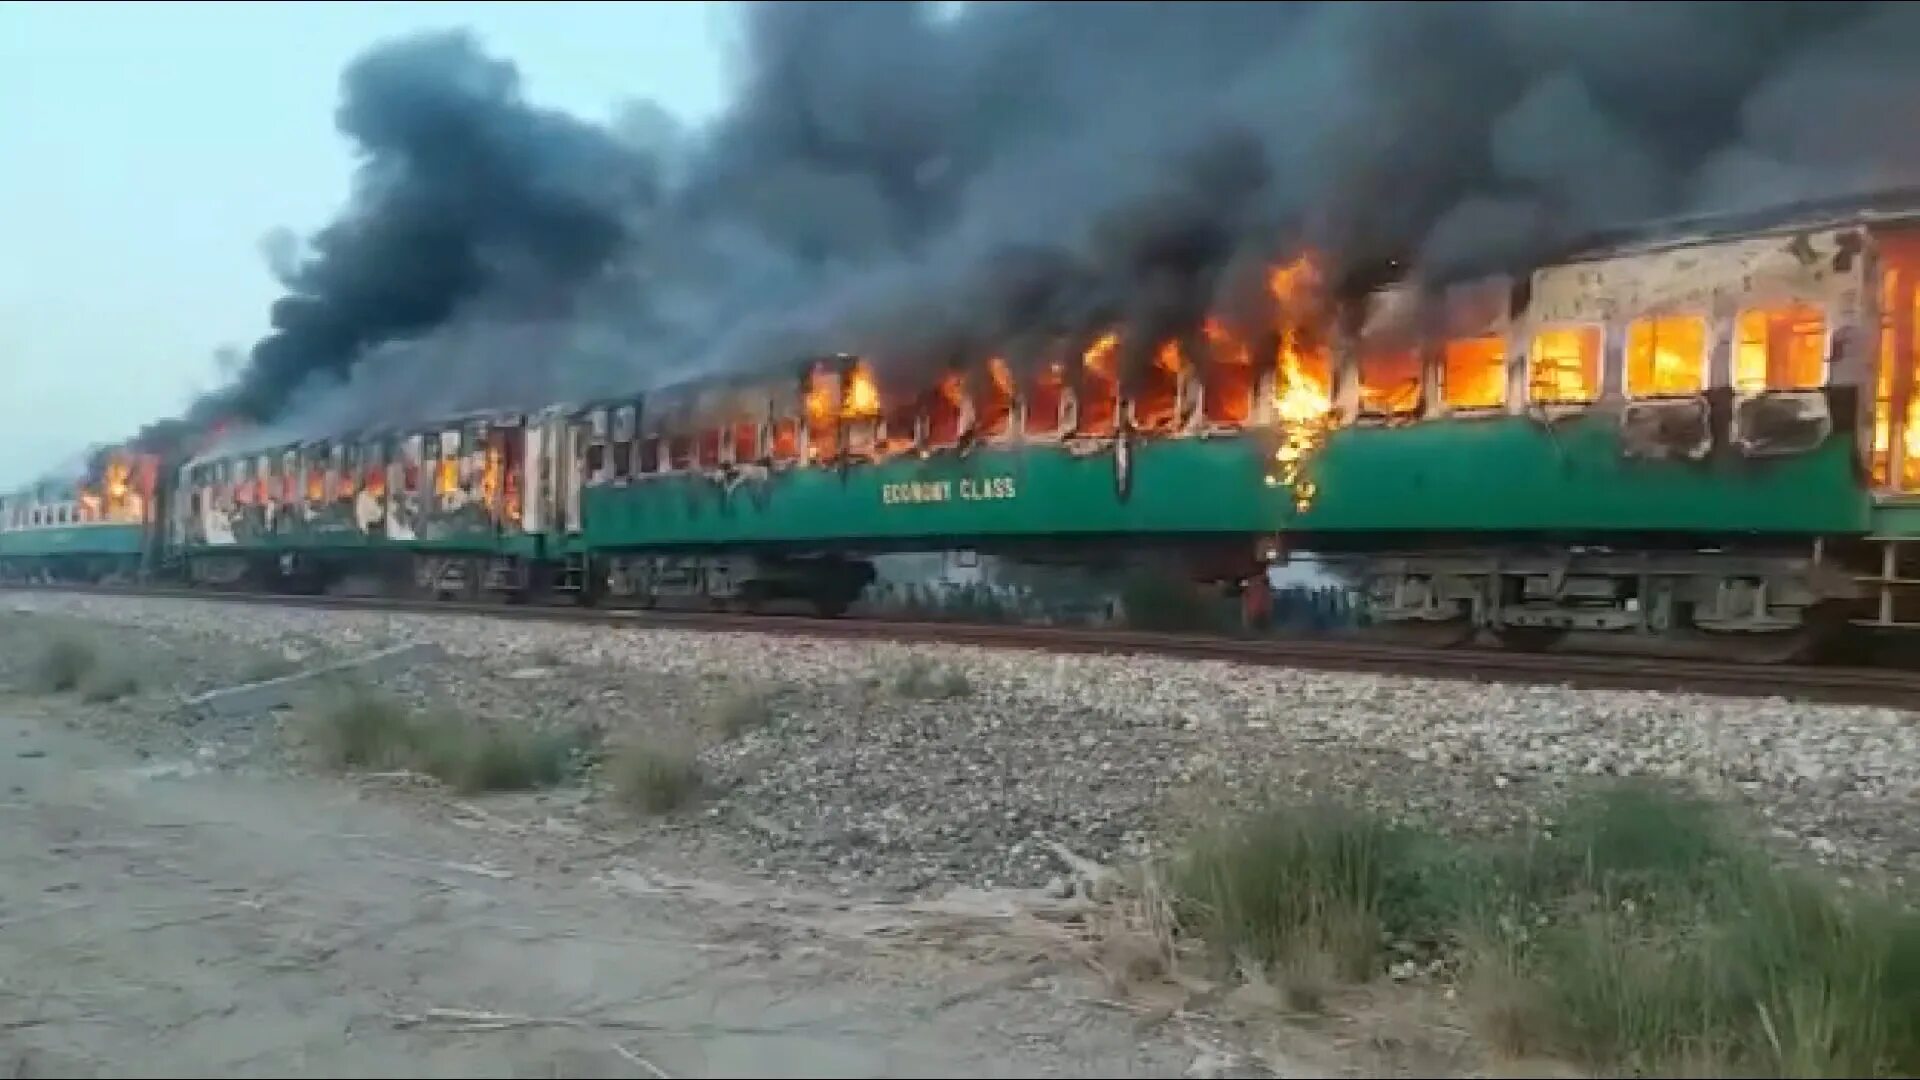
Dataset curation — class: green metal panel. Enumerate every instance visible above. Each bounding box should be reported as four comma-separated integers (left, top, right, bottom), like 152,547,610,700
0,524,145,558
584,435,1287,549
582,415,1870,551
1868,500,1920,538
1291,415,1871,534
180,498,530,559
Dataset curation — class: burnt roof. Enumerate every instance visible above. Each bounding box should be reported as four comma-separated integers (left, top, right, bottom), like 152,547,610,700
1561,186,1920,263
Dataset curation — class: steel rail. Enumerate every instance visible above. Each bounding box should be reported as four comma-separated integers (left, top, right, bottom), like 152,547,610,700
6,582,1919,710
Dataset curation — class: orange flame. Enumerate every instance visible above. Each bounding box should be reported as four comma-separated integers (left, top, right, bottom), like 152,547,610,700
481,441,501,508
1082,332,1119,375
988,356,1013,393
842,360,881,419
1262,251,1334,510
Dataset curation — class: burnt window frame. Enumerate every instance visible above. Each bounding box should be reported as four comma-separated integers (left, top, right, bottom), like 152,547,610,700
1733,303,1830,397
1525,321,1607,408
1623,312,1712,400
1439,335,1509,413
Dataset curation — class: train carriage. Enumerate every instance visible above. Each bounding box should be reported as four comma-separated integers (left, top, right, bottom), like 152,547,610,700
0,452,157,583
55,190,1920,662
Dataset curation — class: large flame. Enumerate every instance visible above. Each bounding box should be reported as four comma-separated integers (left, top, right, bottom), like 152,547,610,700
1264,251,1334,511
481,441,501,509
842,361,881,419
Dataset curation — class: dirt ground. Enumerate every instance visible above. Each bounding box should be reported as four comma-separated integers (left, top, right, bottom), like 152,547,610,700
1,700,1232,1079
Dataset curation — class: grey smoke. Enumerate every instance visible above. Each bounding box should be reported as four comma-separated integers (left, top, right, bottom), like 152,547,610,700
181,0,1920,458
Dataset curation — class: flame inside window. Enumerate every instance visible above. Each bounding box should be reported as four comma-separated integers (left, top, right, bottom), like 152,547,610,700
1626,315,1707,397
1735,306,1825,395
1883,273,1920,490
842,362,881,420
927,373,964,447
1275,330,1333,423
1357,347,1422,415
1529,326,1602,404
770,419,799,462
805,363,838,461
1077,333,1119,436
481,441,501,507
977,359,1013,438
881,401,918,455
365,456,387,500
1027,364,1065,435
1133,341,1182,432
306,462,325,503
732,421,760,463
1876,270,1902,485
436,457,457,498
1201,320,1253,426
1443,337,1506,409
502,433,523,524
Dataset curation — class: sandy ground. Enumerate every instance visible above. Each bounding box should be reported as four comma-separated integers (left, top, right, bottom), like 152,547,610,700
0,702,1221,1079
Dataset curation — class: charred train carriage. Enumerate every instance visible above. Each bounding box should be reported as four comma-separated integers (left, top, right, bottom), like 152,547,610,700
18,195,1920,660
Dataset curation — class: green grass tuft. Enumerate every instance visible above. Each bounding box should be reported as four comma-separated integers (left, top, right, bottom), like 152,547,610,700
1170,782,1920,1077
309,689,583,794
78,665,140,703
892,656,974,700
608,738,701,815
32,635,98,693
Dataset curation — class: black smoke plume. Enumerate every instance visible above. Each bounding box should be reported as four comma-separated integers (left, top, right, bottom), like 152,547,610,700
169,0,1920,457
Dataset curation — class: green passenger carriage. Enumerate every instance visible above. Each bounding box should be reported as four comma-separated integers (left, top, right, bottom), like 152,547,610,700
19,193,1920,661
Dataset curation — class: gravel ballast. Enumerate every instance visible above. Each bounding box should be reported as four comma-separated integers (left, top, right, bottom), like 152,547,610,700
6,591,1918,892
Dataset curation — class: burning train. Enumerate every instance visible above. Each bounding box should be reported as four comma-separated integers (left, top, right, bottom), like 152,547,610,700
10,191,1920,660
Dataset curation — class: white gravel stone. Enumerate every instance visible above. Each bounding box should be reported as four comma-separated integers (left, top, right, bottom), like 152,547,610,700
12,591,1920,886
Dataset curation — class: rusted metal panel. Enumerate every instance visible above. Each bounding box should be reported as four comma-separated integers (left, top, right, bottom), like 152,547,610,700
1527,229,1867,326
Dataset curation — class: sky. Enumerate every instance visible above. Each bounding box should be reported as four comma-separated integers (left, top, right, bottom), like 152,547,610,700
0,0,735,488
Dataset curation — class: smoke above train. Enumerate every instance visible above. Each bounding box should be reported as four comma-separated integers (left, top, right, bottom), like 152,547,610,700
147,0,1920,459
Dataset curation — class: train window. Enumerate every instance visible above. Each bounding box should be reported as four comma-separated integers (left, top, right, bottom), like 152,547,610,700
732,420,760,463
697,428,723,468
338,445,359,502
977,360,1014,438
668,433,694,471
1279,330,1335,418
1077,335,1119,436
1529,325,1602,404
1133,343,1183,432
805,364,838,462
584,438,607,483
364,444,387,501
927,375,965,448
1443,337,1505,410
1201,324,1254,426
1027,365,1065,436
1875,272,1903,486
252,456,271,507
611,407,635,481
638,435,662,474
770,418,799,463
1626,314,1708,397
881,401,918,455
1734,306,1826,394
1357,346,1422,416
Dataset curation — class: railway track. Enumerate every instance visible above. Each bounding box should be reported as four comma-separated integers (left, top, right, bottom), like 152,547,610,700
7,582,1920,710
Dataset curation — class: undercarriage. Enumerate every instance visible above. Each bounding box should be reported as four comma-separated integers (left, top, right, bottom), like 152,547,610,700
1344,543,1861,662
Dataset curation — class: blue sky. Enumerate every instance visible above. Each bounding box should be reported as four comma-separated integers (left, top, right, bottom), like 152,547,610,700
0,0,734,487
